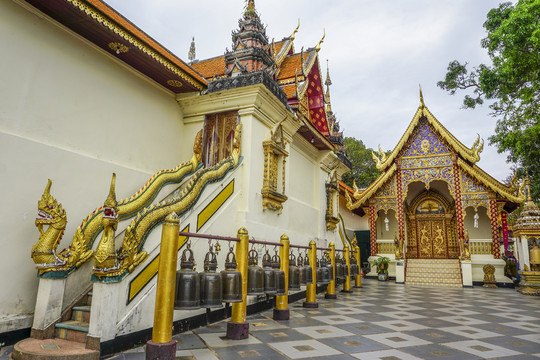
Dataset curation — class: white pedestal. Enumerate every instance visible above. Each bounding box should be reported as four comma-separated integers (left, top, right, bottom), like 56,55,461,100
395,260,405,284
88,282,121,342
461,261,473,287
32,278,66,331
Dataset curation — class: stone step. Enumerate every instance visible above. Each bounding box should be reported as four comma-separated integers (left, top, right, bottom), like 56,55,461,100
72,306,91,323
405,259,462,288
55,321,89,343
12,338,98,360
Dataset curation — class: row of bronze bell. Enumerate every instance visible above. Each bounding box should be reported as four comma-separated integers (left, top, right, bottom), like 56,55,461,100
247,249,287,295
174,244,242,310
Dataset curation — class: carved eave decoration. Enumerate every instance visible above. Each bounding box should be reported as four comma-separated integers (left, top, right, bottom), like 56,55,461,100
346,163,398,210
22,0,207,93
457,158,526,205
262,122,289,213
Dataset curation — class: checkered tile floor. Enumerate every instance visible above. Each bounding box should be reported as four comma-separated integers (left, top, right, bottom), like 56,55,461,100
103,280,540,359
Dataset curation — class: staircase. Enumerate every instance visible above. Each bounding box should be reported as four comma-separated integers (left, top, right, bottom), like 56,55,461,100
55,292,92,343
405,259,462,288
13,290,98,360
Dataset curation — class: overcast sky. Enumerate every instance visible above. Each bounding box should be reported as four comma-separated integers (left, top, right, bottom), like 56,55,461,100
104,0,512,182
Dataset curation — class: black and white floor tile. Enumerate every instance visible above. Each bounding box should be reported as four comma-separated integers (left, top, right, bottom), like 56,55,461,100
105,279,540,359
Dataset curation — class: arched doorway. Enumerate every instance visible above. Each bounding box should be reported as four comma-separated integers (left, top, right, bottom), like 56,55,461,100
406,190,458,259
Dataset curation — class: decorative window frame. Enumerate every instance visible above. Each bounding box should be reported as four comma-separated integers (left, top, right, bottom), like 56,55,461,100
262,123,288,213
325,169,339,231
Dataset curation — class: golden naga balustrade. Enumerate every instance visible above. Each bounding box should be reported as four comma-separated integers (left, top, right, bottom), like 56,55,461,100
31,130,204,278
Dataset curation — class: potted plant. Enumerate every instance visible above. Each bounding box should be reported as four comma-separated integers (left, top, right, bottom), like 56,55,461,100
372,255,390,281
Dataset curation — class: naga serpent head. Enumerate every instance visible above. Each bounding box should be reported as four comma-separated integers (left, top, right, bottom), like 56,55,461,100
36,179,66,227
102,173,119,229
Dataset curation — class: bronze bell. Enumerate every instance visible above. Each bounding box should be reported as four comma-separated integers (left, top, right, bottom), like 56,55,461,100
199,246,222,308
350,255,360,276
343,258,350,277
174,244,200,310
247,248,264,295
320,257,330,285
298,254,308,285
530,241,540,271
272,253,286,296
304,254,314,284
288,253,301,290
335,255,344,282
221,247,242,303
325,255,334,281
315,258,323,285
263,250,276,295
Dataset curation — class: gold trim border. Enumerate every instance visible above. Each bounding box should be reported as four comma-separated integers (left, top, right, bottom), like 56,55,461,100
65,0,205,91
197,179,235,231
127,225,190,304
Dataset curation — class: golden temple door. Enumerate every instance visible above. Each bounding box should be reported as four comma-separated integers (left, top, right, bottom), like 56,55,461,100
417,216,448,258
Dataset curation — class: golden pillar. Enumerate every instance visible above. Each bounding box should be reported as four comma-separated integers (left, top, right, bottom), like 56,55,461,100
146,213,179,359
325,242,337,299
342,244,353,293
226,227,250,339
303,240,318,308
354,245,362,288
274,234,290,319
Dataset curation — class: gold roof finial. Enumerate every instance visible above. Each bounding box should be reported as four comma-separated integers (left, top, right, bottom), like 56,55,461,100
291,19,300,41
244,0,256,17
325,59,332,86
315,29,325,52
525,170,533,201
188,37,196,62
104,173,117,208
419,84,425,107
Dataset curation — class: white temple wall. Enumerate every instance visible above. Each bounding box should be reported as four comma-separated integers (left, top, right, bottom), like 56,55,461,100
338,196,369,231
463,207,492,239
376,209,398,240
0,0,192,332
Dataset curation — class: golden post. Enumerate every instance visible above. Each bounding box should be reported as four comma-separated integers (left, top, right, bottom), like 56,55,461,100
226,227,250,339
354,245,362,287
274,234,290,320
343,244,352,293
151,212,180,343
303,240,318,307
325,242,337,299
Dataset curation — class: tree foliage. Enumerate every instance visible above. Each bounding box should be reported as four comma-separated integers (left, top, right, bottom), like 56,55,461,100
438,0,540,200
341,137,381,189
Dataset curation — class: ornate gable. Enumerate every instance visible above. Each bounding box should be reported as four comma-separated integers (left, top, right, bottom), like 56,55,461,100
400,118,451,157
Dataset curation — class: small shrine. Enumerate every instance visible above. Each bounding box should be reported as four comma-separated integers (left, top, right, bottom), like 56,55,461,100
513,175,540,295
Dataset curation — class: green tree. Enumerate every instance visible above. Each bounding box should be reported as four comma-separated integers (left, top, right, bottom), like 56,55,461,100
438,0,540,200
341,137,381,189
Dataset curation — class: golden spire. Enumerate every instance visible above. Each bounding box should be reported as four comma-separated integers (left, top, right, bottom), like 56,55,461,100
325,60,332,109
526,170,533,202
325,59,332,86
188,37,196,62
290,19,300,41
315,29,325,52
244,0,256,17
104,173,117,208
419,84,425,108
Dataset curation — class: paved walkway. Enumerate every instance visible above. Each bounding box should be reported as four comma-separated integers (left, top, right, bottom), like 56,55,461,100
105,279,540,359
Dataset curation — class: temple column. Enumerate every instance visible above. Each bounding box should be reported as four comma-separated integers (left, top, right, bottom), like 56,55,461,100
501,210,509,256
452,158,465,240
369,205,377,256
395,167,405,243
489,199,501,259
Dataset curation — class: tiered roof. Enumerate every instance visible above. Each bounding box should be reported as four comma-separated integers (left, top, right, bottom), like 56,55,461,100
346,92,527,210
191,2,333,141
